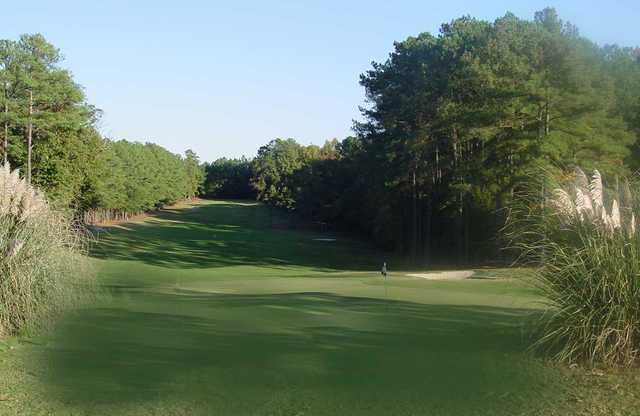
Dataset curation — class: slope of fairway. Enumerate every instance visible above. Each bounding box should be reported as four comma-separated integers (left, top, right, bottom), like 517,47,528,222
3,200,629,415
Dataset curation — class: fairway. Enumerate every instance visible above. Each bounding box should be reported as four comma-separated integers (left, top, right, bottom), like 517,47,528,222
1,6,638,414
2,201,569,415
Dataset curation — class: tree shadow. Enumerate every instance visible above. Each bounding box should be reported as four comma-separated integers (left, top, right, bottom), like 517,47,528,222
90,201,383,271
61,201,564,414
28,289,561,415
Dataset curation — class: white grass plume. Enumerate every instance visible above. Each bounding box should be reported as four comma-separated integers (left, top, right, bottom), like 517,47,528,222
575,167,589,190
611,199,621,230
551,188,574,219
551,168,636,237
590,169,604,214
0,163,47,222
575,188,593,220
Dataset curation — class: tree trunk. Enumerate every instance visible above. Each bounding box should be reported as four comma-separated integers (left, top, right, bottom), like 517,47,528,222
452,127,465,264
545,99,550,136
26,89,32,183
537,105,545,141
3,120,7,165
464,194,470,265
423,195,432,266
435,144,441,182
3,110,7,165
3,82,7,165
457,191,464,264
411,169,418,263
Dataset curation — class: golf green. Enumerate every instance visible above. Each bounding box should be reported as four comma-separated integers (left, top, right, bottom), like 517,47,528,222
2,200,573,415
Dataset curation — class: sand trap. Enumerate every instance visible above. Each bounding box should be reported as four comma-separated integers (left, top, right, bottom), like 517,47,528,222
406,270,475,280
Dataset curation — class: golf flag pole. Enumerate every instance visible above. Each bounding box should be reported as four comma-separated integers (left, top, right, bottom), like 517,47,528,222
381,262,388,310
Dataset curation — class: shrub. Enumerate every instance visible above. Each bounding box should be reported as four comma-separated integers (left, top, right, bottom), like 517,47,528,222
508,167,640,366
0,164,93,337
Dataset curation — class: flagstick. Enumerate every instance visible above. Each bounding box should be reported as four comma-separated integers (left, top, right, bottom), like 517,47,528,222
381,261,388,311
384,274,388,311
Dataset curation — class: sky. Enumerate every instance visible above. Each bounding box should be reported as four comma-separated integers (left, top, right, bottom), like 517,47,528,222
1,0,638,161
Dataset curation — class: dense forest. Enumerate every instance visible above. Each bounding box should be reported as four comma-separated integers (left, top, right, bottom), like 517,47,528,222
0,34,203,221
202,158,255,200
2,9,639,264
206,8,640,264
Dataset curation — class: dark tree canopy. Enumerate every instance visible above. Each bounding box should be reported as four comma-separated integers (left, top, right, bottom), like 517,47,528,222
247,9,640,264
203,157,255,199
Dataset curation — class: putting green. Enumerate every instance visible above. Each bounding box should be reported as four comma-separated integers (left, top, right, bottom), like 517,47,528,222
2,200,573,415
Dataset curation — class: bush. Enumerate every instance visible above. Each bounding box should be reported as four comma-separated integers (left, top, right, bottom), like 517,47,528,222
0,164,92,337
508,167,640,366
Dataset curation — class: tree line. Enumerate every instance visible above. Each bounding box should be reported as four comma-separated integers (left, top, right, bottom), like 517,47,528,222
82,144,203,223
4,9,640,259
0,34,204,221
204,8,640,264
202,157,255,199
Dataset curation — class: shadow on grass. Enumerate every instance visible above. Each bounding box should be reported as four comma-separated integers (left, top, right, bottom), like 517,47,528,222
30,289,559,415
60,201,561,414
90,201,381,271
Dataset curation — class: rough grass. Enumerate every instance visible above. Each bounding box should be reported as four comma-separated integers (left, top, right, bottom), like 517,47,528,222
0,200,637,415
0,164,93,337
507,168,640,366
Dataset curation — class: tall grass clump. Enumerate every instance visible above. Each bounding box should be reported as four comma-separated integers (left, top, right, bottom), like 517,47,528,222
0,164,93,337
508,167,640,366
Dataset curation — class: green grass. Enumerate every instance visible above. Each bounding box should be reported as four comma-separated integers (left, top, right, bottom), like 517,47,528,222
0,200,638,415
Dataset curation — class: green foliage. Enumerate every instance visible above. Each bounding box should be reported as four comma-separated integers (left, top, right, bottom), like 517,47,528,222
251,138,310,209
87,140,205,218
0,34,103,207
203,157,255,199
249,138,352,225
183,149,205,198
247,8,640,264
352,9,639,262
0,33,205,221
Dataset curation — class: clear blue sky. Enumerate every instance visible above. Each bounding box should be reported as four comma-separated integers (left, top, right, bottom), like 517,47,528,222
1,1,638,161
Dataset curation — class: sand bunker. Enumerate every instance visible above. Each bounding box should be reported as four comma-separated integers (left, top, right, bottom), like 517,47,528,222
406,270,475,280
